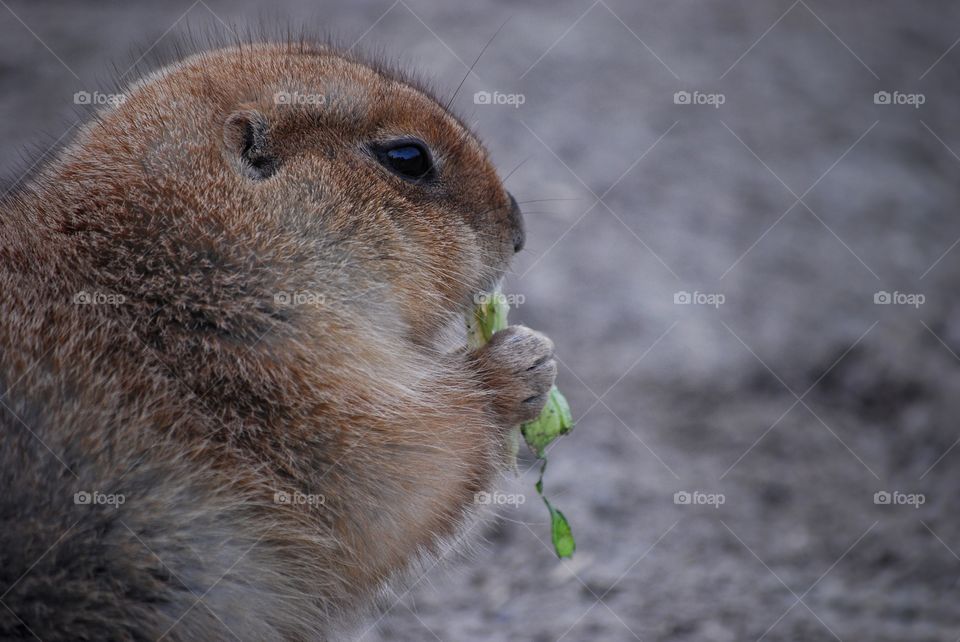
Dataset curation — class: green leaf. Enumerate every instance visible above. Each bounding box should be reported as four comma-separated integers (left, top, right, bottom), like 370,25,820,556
521,386,574,457
469,290,577,559
545,498,576,559
466,293,509,349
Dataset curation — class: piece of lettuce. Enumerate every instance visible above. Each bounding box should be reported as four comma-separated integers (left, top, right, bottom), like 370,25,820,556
467,292,576,559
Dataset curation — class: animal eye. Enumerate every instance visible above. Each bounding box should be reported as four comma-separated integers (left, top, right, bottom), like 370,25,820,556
373,140,434,181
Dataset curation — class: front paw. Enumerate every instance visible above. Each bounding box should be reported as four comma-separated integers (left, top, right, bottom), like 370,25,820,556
473,325,557,427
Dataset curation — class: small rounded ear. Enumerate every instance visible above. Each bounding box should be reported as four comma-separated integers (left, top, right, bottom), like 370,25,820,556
223,109,278,179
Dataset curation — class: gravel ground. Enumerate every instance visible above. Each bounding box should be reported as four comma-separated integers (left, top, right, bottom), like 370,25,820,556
3,1,960,640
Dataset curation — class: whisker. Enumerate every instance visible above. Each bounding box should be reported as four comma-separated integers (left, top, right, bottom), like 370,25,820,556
445,16,512,112
516,197,583,205
501,156,529,184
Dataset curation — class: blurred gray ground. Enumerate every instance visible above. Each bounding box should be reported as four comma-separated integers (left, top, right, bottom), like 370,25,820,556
3,1,960,640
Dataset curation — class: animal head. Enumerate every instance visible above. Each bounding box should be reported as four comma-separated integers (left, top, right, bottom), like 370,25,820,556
68,42,524,344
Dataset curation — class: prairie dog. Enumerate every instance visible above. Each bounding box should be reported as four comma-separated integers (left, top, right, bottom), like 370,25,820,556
0,40,556,640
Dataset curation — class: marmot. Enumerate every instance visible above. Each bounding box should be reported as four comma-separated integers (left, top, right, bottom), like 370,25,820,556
0,39,556,641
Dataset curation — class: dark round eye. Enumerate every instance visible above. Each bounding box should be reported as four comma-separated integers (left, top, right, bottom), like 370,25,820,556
373,140,434,181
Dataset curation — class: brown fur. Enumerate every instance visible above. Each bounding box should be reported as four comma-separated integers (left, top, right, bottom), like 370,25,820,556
0,41,555,640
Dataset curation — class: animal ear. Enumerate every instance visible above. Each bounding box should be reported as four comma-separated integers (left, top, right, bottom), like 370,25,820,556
223,109,278,179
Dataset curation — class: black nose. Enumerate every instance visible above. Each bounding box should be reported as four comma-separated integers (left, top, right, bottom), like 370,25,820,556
507,193,525,253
